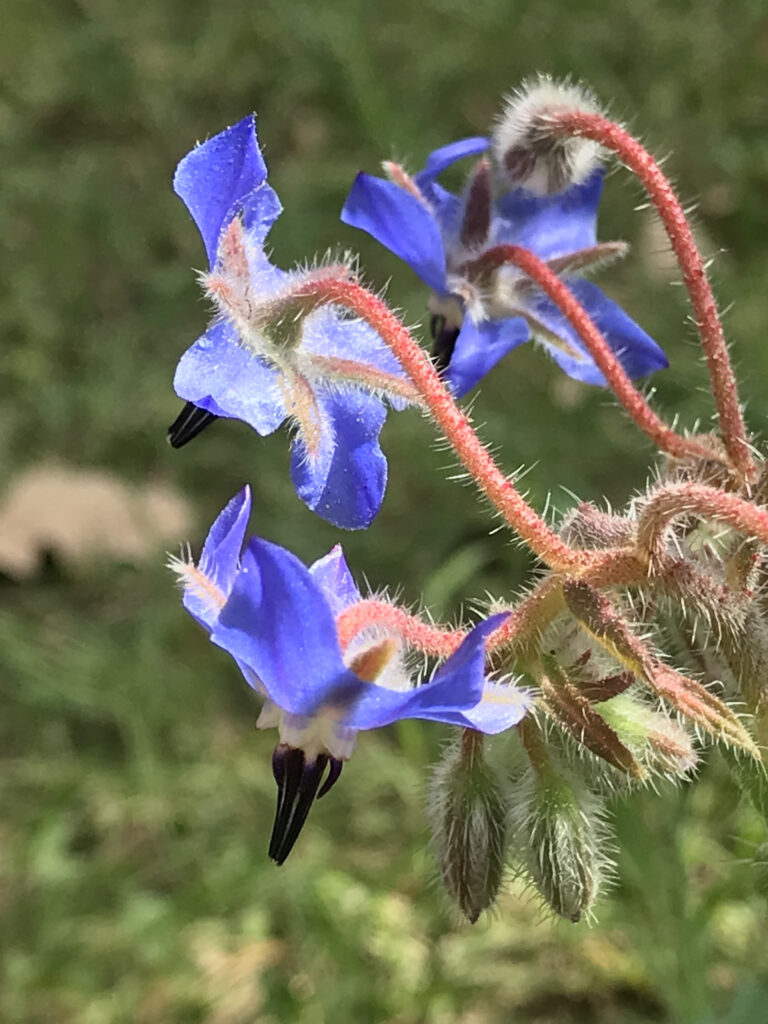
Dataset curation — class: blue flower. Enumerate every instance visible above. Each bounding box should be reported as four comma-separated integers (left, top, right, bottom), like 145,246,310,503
172,488,530,863
341,138,668,397
170,116,415,530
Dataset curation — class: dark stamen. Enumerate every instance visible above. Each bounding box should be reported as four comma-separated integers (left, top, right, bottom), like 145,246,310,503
167,403,219,448
317,757,343,799
430,315,461,372
460,159,492,250
269,746,334,865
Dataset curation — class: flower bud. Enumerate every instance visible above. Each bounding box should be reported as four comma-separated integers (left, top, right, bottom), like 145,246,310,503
428,730,508,923
492,76,603,196
538,654,645,780
597,692,697,778
513,763,608,922
559,501,635,551
721,608,768,751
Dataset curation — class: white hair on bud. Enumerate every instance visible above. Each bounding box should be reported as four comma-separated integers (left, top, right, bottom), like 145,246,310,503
492,75,604,197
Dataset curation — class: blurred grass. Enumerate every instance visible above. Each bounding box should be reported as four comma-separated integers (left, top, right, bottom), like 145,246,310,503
2,0,768,1020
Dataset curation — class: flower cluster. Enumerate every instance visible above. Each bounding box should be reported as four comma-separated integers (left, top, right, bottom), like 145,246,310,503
168,77,768,923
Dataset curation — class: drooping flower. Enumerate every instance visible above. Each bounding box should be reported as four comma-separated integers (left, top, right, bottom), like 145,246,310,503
172,488,531,864
169,116,416,530
341,136,667,397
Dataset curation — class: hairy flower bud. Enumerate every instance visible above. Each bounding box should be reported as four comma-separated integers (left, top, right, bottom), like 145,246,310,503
492,75,603,196
559,501,635,551
720,608,768,751
537,654,646,779
512,759,609,922
429,730,508,923
597,692,697,778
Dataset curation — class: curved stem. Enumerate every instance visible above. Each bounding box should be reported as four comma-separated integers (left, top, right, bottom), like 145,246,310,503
552,111,755,483
636,482,768,566
337,600,463,656
472,244,723,467
304,276,586,571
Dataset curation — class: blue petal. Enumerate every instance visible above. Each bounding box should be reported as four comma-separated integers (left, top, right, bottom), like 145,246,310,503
174,114,283,267
290,389,388,530
526,278,668,385
211,539,362,716
341,173,448,293
415,136,490,186
493,168,605,260
183,487,251,630
437,683,531,734
174,319,288,434
446,316,531,397
340,614,508,730
414,136,489,228
309,545,361,615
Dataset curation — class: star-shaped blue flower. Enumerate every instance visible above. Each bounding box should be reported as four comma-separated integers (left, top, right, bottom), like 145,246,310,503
342,137,668,397
173,487,530,862
171,116,413,530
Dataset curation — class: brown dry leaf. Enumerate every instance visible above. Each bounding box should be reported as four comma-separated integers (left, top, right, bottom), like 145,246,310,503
0,464,194,578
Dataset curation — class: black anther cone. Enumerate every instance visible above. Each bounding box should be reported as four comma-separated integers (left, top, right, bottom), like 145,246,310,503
430,315,461,373
167,402,219,448
269,745,344,865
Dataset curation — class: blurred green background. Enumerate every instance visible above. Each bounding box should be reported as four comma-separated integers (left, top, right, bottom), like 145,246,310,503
3,0,768,1020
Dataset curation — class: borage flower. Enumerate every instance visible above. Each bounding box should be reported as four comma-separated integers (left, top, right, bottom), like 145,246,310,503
169,116,418,529
341,135,667,397
171,487,531,864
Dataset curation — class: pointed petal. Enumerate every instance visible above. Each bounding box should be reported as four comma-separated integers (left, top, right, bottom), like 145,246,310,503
445,316,530,397
442,683,532,733
211,539,362,716
341,614,508,730
173,319,288,434
309,545,361,615
414,136,489,227
174,114,283,266
493,168,604,260
527,278,668,385
341,173,448,293
290,389,388,530
183,487,252,629
415,136,490,186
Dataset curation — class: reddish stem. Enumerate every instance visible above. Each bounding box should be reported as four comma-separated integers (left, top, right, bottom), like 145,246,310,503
552,111,755,483
636,482,768,565
336,600,464,656
473,245,720,466
304,277,586,571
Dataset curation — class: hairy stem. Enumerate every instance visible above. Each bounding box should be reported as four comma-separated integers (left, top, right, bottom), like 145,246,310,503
636,482,768,567
472,244,723,467
305,276,586,570
551,111,755,483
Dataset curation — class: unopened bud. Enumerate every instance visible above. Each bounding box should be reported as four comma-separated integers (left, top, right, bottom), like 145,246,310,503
492,76,603,196
513,762,608,922
563,579,649,677
429,730,507,923
650,663,759,759
721,608,768,751
559,502,635,551
597,692,697,778
538,654,645,780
